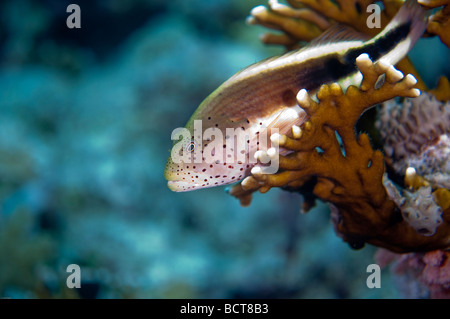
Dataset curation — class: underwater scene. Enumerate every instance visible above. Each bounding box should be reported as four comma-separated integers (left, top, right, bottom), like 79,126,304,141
0,0,449,299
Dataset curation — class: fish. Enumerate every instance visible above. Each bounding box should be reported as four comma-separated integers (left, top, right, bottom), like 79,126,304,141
165,0,427,192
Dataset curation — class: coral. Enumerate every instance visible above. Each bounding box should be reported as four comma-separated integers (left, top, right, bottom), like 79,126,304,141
402,187,443,236
230,54,450,253
419,0,450,47
429,76,450,101
377,92,450,189
383,173,444,236
247,0,427,90
376,248,450,298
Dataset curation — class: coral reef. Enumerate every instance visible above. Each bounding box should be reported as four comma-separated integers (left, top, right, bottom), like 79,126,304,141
3,0,396,299
376,248,450,298
229,0,450,297
229,0,450,299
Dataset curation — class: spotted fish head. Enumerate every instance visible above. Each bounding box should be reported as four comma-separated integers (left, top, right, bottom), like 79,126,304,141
164,116,256,192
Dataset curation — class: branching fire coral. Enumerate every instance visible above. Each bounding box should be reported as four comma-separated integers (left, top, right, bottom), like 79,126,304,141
230,53,450,253
225,0,450,298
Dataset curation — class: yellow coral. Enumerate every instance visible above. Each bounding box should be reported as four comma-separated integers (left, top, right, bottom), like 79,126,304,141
230,54,450,252
434,188,450,211
429,76,450,101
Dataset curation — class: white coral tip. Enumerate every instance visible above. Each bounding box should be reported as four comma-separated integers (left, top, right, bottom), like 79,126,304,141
406,167,416,177
254,150,270,163
296,89,309,106
251,166,263,175
388,66,403,82
292,125,302,139
251,5,266,16
270,133,286,146
356,53,370,62
405,74,418,86
411,88,421,97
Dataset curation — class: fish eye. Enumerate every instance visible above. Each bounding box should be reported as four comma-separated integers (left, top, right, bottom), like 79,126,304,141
186,141,196,153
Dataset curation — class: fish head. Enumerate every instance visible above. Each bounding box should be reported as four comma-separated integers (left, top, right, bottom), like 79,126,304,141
164,116,257,192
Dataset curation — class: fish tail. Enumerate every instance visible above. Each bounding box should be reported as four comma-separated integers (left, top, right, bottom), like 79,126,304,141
368,0,428,65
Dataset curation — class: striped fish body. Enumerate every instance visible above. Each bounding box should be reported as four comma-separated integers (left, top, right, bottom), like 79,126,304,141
165,0,427,192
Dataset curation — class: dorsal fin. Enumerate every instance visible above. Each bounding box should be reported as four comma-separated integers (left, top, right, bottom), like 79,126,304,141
308,23,369,48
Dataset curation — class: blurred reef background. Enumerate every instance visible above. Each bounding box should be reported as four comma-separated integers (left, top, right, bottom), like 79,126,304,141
0,0,448,298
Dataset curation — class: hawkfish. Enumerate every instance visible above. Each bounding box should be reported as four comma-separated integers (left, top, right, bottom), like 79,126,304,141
165,0,426,192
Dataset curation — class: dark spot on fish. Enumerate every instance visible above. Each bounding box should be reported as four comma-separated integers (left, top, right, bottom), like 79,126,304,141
246,119,250,124
282,89,297,106
210,165,213,168
208,117,211,120
202,169,206,172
